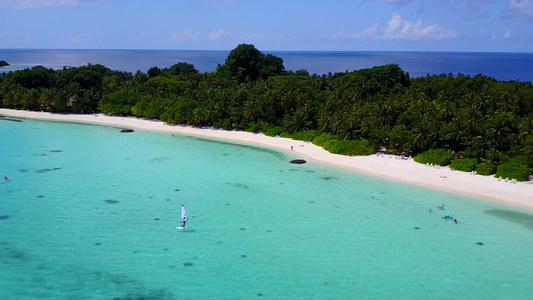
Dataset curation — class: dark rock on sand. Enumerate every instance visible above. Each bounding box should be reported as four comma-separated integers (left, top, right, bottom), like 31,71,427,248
290,159,306,164
120,129,134,133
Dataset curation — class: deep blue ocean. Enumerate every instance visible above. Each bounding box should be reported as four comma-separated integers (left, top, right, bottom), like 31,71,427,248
0,49,532,82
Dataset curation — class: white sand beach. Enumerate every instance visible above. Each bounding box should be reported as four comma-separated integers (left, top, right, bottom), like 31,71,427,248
2,108,533,210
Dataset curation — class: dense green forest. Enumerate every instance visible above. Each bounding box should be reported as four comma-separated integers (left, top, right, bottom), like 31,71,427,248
1,44,532,180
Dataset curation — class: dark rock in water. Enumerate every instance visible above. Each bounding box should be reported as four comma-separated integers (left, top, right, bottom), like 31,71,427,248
37,167,61,173
0,215,10,220
49,150,63,153
241,254,247,258
105,199,120,204
290,159,306,164
476,242,484,246
414,227,420,229
0,60,9,67
94,242,101,246
183,262,193,267
37,195,45,198
120,129,134,133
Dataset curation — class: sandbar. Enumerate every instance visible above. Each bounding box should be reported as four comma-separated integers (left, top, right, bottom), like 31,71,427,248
2,108,532,210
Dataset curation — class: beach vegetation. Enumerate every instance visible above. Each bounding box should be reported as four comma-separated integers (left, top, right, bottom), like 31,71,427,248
322,139,375,156
245,123,260,133
414,149,452,166
449,158,479,172
475,162,496,176
264,126,285,137
279,132,292,138
495,157,530,181
312,134,339,147
1,44,533,178
291,130,321,142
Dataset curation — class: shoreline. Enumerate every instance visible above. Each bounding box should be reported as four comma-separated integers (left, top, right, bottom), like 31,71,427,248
2,108,533,211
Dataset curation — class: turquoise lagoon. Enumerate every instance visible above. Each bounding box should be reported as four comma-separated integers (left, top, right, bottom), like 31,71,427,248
1,118,532,300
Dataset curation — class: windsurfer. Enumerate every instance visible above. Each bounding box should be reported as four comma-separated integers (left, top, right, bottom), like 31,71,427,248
181,204,188,227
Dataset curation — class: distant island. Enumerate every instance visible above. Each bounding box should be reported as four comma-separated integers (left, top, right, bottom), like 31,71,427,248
0,60,9,67
0,44,532,182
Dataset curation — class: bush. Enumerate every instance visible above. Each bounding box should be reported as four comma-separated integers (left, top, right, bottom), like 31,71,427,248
279,132,292,138
291,130,321,142
475,163,496,176
264,126,285,137
449,158,479,172
322,139,376,156
312,134,339,147
495,157,530,181
414,149,452,166
245,123,260,133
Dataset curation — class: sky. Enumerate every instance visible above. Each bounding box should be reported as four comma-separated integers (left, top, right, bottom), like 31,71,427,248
0,0,532,52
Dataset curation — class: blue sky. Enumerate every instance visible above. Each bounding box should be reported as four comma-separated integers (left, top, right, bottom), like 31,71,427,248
1,0,532,52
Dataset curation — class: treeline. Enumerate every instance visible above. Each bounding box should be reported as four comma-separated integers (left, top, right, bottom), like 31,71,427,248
1,44,532,180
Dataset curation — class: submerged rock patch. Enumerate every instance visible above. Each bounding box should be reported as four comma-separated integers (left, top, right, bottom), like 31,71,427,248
183,262,193,267
37,167,61,173
0,215,10,220
105,200,120,204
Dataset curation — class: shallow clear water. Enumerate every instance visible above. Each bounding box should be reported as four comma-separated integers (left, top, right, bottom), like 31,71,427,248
1,118,533,299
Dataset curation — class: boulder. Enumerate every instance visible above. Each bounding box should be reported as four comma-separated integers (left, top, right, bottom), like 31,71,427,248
290,159,306,164
120,129,134,133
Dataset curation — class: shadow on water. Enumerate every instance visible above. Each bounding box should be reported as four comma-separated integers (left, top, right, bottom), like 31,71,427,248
187,136,287,160
484,209,533,230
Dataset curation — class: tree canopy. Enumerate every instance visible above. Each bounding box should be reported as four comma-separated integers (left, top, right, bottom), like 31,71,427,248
216,44,284,83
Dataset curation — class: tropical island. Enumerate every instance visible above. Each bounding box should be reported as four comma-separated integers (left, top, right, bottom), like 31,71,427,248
1,44,532,183
0,60,9,67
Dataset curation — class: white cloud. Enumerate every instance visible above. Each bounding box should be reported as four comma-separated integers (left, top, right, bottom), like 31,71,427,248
333,13,457,42
332,25,379,40
503,30,512,39
490,30,512,39
206,29,231,41
168,30,201,42
382,13,458,40
354,24,379,39
0,0,81,9
508,0,533,16
331,31,351,40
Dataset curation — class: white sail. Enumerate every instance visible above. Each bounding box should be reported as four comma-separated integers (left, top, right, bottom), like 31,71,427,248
181,205,188,223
